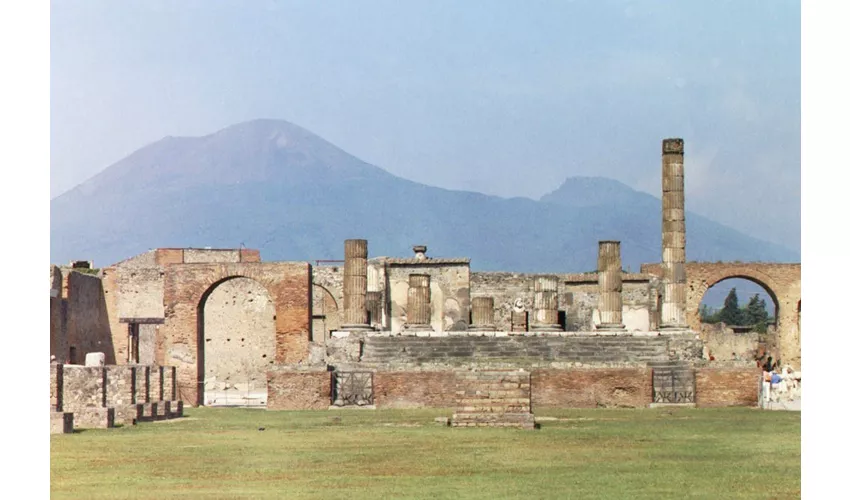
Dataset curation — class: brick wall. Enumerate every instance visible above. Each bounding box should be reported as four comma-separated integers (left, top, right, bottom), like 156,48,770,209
373,371,460,409
267,368,331,410
161,261,311,406
532,368,652,408
694,367,760,407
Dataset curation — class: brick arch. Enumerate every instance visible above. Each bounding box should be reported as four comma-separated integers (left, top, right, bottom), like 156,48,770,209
641,262,801,368
686,268,782,332
160,262,311,405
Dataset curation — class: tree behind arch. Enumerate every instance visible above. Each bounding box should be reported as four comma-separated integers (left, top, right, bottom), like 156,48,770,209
719,288,744,325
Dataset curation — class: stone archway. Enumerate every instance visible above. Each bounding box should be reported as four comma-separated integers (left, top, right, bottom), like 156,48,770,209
198,277,276,407
312,285,340,344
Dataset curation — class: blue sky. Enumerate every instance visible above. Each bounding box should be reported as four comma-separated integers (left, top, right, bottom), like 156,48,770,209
50,0,800,251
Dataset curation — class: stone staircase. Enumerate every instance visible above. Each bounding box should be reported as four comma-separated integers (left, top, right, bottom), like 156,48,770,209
362,335,672,365
450,369,535,429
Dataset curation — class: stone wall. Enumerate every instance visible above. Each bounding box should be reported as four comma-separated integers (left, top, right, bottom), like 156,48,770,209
202,277,276,399
699,323,761,362
266,367,331,410
470,272,658,332
387,259,470,333
50,363,63,411
694,367,760,407
61,366,106,411
532,367,652,408
65,271,115,364
312,265,343,343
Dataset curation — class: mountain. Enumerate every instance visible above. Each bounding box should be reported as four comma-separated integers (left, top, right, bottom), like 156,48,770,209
50,119,800,272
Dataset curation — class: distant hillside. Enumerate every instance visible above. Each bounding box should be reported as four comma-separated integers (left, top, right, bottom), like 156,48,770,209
50,119,799,272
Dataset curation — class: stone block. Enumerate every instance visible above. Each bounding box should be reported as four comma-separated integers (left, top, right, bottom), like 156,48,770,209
113,404,144,426
73,407,115,429
85,352,106,367
50,411,73,434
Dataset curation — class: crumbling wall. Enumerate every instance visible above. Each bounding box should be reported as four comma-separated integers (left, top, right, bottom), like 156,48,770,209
699,323,760,362
470,272,657,332
266,367,331,410
694,367,760,407
312,265,343,342
387,260,470,332
202,277,276,400
66,271,115,364
532,368,653,408
50,266,67,361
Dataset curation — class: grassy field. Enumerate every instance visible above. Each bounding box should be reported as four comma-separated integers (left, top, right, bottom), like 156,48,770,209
51,407,800,499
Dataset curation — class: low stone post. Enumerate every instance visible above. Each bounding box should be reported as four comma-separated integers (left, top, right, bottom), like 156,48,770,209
531,276,562,332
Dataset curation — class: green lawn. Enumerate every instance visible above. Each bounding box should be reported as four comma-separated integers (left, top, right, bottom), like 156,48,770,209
51,407,800,500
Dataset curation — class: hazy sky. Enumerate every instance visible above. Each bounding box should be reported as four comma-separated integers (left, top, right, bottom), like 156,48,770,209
50,0,801,251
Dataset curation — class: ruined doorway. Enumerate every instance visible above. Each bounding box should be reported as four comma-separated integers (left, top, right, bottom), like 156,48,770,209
198,277,276,407
697,277,779,363
311,285,340,344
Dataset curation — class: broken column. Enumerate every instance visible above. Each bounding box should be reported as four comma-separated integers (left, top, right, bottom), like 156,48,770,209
341,239,372,331
660,138,688,330
405,274,433,331
597,241,626,331
469,297,496,331
531,276,562,332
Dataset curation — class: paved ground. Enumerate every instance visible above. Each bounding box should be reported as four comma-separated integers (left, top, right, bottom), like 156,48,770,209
765,396,801,411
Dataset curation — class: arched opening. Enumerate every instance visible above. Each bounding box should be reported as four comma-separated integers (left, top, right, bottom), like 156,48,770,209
697,276,779,363
311,285,340,344
197,276,276,407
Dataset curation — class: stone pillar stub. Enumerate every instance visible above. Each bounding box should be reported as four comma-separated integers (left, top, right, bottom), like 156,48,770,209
342,239,372,331
469,297,496,331
660,138,688,330
405,274,433,331
531,276,562,332
597,241,626,331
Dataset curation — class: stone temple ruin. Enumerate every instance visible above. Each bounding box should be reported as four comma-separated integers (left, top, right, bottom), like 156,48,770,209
50,139,801,431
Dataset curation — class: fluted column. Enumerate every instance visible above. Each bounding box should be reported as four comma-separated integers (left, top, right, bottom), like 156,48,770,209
405,274,433,331
597,241,626,331
342,239,372,331
531,276,562,332
469,297,496,331
660,139,688,330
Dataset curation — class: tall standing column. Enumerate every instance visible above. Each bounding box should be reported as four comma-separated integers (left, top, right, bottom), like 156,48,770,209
597,241,626,331
531,276,562,332
660,138,688,330
469,297,496,331
342,239,372,331
405,274,433,331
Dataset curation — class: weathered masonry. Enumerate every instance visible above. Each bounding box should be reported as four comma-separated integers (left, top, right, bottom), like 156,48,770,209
50,138,800,416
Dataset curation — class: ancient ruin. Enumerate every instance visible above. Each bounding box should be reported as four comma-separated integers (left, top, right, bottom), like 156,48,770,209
50,138,802,432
